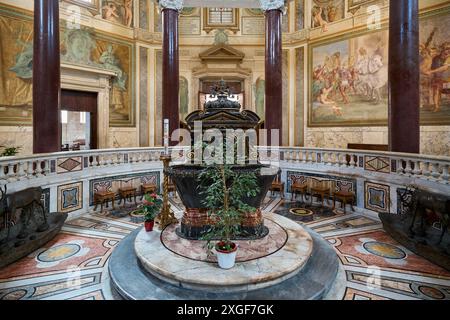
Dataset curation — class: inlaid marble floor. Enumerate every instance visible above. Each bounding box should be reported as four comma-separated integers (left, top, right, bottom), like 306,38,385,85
1,196,449,300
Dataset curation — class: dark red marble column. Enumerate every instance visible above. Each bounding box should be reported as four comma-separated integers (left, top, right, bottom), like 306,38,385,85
388,0,420,154
33,0,61,154
265,9,283,146
162,8,179,146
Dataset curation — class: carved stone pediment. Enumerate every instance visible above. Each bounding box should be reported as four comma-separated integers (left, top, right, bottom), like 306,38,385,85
185,109,260,131
199,45,245,64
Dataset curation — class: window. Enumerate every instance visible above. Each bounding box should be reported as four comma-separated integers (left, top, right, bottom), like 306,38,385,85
203,8,239,33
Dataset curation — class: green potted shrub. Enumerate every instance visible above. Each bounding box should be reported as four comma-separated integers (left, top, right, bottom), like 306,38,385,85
141,193,163,232
0,146,21,157
198,164,259,269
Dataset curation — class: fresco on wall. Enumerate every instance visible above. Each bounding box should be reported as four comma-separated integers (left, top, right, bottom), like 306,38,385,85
0,14,33,125
419,12,450,125
311,0,345,32
60,27,134,126
282,50,289,146
296,0,305,31
180,76,189,121
154,4,162,33
254,77,265,119
309,30,389,127
101,0,133,27
295,47,304,145
0,8,134,127
155,50,163,146
309,11,450,127
139,0,149,29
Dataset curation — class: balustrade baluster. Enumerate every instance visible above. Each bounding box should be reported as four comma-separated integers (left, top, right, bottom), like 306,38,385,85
431,163,441,180
441,164,449,184
422,161,430,179
404,160,413,176
350,154,356,168
25,160,33,178
0,164,6,182
7,163,17,182
16,162,26,180
43,160,50,175
412,160,422,176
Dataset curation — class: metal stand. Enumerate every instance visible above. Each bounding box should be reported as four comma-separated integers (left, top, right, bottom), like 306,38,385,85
157,154,178,230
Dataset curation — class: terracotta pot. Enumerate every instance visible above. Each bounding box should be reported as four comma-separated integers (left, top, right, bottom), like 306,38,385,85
145,220,155,232
215,242,238,269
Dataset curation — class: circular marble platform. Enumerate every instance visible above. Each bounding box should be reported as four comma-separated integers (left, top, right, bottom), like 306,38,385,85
135,214,313,293
161,218,288,263
109,224,343,300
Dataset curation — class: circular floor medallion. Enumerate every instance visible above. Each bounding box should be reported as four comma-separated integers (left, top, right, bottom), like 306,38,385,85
363,241,406,260
289,208,314,217
37,244,81,263
418,286,445,299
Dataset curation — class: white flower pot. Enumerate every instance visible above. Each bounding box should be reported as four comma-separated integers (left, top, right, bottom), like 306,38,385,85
215,243,238,269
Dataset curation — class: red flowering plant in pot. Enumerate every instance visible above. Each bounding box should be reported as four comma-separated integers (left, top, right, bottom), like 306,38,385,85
142,193,163,232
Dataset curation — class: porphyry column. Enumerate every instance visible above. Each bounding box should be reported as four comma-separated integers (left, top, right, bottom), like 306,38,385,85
261,0,284,146
388,0,420,153
33,0,61,154
159,0,183,146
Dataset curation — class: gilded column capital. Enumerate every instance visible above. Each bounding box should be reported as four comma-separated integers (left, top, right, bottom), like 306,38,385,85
158,0,183,12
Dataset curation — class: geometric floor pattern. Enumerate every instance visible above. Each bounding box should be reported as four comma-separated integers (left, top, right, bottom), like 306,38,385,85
1,196,449,300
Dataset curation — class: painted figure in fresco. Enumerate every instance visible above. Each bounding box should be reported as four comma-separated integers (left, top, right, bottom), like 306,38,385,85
9,41,33,80
431,42,450,112
62,29,96,65
102,1,120,24
311,6,328,32
179,77,189,119
124,0,133,27
255,78,265,118
317,86,342,116
99,44,127,90
367,47,387,104
355,47,370,97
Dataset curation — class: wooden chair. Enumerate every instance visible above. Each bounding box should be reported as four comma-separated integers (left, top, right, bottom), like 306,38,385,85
309,178,331,207
94,191,116,212
269,174,285,198
141,183,157,200
118,186,137,207
290,176,308,202
333,181,356,213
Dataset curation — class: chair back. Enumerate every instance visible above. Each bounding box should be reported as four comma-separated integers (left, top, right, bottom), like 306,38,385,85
309,178,331,194
336,181,353,193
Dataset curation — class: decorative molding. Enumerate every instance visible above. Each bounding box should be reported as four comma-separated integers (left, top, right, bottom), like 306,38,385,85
58,182,83,214
57,157,83,174
365,181,390,214
64,0,101,16
158,0,184,12
364,156,391,173
199,45,245,64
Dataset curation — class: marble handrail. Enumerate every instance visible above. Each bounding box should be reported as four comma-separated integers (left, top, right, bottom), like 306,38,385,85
257,147,450,185
1,146,449,185
0,147,188,183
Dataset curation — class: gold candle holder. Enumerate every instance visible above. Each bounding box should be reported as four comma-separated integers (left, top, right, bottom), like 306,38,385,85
157,153,179,230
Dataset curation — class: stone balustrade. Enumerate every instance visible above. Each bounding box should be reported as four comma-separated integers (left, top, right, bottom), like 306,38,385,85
0,147,449,220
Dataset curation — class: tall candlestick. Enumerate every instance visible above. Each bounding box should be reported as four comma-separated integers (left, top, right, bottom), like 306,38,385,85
164,119,169,155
